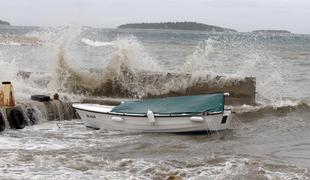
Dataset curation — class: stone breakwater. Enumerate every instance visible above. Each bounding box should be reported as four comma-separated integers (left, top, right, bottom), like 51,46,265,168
0,97,76,132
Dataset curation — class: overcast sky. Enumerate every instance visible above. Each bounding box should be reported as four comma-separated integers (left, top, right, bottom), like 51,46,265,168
0,0,309,34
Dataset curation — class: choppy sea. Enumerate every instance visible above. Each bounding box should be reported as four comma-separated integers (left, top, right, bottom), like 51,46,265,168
0,25,310,179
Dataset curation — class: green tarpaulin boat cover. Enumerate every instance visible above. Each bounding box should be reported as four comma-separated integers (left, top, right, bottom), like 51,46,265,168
111,93,225,115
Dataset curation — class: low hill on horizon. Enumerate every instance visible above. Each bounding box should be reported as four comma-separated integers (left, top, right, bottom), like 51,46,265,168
252,30,291,34
118,22,237,32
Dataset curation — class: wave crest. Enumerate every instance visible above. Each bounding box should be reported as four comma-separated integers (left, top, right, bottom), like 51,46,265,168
49,38,256,105
81,38,114,47
232,99,310,118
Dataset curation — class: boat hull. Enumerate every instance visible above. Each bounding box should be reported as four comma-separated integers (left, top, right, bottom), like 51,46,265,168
73,104,232,133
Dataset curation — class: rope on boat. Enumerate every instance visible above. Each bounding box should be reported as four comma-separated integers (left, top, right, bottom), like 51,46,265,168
147,109,155,125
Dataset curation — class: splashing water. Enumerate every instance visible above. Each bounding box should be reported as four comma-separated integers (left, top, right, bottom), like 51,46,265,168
1,26,310,179
81,38,114,47
1,26,308,108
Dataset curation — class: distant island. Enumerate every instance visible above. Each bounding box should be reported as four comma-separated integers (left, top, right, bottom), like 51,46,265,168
118,22,237,32
0,19,10,25
252,30,291,34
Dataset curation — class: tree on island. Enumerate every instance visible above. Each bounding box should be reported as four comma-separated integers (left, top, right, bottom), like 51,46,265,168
118,22,236,32
252,30,291,34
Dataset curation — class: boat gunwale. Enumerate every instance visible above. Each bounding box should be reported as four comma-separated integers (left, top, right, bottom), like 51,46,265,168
73,106,224,118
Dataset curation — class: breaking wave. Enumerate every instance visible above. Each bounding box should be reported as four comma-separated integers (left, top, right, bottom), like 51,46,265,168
81,38,114,47
49,36,255,106
2,26,308,108
232,98,310,120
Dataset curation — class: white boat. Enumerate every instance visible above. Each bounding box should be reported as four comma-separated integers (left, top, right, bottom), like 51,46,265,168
73,93,232,133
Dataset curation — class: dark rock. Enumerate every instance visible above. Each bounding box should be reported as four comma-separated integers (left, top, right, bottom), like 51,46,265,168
0,19,10,26
166,175,183,180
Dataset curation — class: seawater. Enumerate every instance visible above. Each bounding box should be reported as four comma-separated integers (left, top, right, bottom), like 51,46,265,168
0,26,310,179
